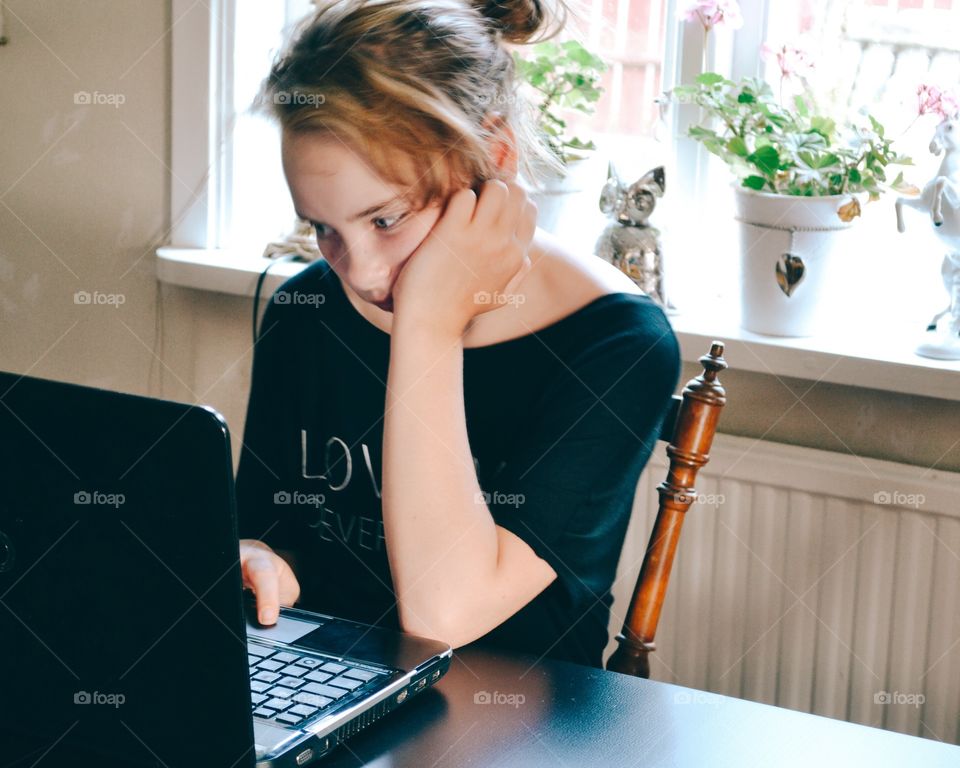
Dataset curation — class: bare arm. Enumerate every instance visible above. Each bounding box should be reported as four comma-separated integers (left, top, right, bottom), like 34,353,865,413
381,320,556,647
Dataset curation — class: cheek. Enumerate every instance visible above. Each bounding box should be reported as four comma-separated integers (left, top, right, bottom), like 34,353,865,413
322,206,441,280
398,207,443,260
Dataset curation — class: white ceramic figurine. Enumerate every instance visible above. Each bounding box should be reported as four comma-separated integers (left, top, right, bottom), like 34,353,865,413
896,118,960,360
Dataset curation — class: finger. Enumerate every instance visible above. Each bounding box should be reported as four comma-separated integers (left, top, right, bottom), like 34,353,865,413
471,179,509,229
244,556,281,625
515,199,538,246
277,563,301,607
441,187,478,231
504,182,530,233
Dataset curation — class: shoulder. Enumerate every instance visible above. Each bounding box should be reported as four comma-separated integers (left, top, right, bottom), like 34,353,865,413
273,256,335,299
533,232,679,372
259,257,338,331
564,294,680,396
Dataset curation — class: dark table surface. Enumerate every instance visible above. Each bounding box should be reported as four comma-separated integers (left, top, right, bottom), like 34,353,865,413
320,646,960,767
7,647,959,767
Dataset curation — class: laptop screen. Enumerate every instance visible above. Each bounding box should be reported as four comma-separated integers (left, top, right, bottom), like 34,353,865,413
0,372,256,768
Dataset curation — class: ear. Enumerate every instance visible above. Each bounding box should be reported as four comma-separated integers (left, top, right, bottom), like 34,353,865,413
637,165,666,196
482,112,519,179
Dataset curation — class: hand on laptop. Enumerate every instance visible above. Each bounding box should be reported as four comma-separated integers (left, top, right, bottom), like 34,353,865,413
240,539,301,625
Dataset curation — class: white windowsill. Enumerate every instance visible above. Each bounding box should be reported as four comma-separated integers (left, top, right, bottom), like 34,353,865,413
155,245,960,402
156,246,308,298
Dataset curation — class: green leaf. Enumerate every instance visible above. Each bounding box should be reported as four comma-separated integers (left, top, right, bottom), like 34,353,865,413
795,95,809,117
696,72,726,86
742,175,766,190
811,116,836,138
689,125,720,140
848,168,862,184
702,138,725,156
726,137,749,157
738,91,756,104
816,153,841,169
748,145,780,176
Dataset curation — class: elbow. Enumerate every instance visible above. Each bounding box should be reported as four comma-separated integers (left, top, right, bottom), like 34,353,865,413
396,603,486,649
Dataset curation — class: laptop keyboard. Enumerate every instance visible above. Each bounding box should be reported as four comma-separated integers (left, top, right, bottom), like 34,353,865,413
248,641,388,727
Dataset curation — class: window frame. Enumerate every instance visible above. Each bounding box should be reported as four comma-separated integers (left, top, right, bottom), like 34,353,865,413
160,0,960,397
169,0,234,249
171,0,736,249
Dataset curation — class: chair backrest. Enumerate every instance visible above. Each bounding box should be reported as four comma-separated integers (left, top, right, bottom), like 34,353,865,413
606,341,727,679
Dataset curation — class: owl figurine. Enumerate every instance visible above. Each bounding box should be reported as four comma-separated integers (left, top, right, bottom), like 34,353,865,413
594,164,671,309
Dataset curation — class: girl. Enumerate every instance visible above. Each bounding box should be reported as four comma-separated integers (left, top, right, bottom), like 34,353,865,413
236,0,680,669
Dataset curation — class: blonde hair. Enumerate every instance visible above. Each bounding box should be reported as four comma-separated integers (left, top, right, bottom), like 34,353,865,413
255,0,570,212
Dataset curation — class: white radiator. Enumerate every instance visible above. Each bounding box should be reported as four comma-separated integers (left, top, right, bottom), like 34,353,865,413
605,433,960,745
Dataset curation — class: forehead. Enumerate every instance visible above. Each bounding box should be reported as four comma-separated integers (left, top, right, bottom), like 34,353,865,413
281,128,460,218
281,132,398,207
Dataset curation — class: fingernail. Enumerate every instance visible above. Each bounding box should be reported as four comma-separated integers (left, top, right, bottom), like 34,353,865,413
259,608,277,625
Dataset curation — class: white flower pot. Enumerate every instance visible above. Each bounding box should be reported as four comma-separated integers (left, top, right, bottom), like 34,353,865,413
734,186,862,337
529,154,597,234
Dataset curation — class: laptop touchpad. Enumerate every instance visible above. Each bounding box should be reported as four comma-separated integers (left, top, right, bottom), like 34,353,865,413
246,613,318,644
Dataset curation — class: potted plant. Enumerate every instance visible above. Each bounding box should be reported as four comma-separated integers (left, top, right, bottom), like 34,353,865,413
513,39,608,230
673,48,912,336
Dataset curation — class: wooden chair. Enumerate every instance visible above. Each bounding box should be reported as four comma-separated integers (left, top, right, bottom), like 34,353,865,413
606,341,728,679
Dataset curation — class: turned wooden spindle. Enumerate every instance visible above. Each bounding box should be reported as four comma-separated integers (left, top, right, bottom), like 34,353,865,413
607,341,728,679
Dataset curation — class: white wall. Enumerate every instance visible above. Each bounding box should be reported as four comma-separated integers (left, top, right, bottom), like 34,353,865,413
1,0,169,394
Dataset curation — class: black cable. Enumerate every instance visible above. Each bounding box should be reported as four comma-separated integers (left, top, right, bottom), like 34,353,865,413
252,253,303,345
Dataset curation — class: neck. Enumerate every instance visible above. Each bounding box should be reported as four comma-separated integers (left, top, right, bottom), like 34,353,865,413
939,150,960,178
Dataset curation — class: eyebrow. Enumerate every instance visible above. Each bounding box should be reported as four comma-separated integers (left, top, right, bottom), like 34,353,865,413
295,197,400,225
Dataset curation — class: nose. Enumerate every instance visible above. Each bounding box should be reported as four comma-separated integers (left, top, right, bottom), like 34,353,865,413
337,245,392,297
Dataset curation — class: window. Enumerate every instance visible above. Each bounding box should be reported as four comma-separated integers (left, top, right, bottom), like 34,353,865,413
222,0,674,251
765,0,960,179
224,0,315,252
565,0,668,138
661,0,960,314
169,0,958,328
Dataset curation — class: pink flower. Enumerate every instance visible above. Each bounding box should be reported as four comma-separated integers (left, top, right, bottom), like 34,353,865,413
683,0,744,32
761,42,815,80
918,83,960,121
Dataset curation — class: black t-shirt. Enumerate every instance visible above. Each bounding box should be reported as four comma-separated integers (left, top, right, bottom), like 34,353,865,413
235,258,681,668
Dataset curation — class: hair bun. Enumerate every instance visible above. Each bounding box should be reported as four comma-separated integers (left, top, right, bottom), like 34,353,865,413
473,0,563,44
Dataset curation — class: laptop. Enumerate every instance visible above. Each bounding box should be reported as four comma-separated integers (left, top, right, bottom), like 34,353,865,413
0,370,452,768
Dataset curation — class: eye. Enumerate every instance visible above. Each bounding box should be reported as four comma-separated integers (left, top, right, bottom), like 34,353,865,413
373,212,407,231
312,222,331,239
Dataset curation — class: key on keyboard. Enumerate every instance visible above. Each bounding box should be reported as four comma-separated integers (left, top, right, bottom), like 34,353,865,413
247,641,387,727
